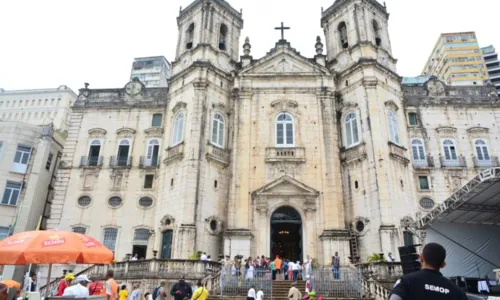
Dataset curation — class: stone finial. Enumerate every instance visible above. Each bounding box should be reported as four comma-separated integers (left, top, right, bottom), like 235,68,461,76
84,82,89,89
315,36,324,55
243,37,251,56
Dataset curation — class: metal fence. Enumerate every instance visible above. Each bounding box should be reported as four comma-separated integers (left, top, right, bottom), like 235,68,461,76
219,268,272,296
311,268,363,298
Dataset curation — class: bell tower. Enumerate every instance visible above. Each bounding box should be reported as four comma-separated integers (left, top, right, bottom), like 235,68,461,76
174,0,243,73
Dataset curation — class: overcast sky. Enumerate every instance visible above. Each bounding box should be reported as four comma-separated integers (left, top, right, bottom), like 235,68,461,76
1,0,499,92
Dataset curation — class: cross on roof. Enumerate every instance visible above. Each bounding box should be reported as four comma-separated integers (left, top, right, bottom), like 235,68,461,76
274,22,291,41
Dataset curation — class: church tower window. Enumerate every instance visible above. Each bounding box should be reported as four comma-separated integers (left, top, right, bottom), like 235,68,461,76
186,23,195,49
276,113,295,147
338,22,348,49
172,112,185,146
372,20,381,47
219,24,228,51
387,110,400,145
211,113,225,148
344,112,360,148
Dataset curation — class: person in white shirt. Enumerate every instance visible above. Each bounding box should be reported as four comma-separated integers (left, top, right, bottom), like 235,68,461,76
63,275,91,297
200,253,208,261
130,254,138,261
386,253,394,262
247,285,256,300
256,289,264,300
129,284,141,300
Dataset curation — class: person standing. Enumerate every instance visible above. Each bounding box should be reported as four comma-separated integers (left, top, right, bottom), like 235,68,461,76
200,253,208,261
387,253,394,262
389,243,467,300
130,254,138,261
270,259,276,281
332,252,340,280
63,275,91,297
56,273,74,296
88,276,105,296
256,288,264,300
153,281,166,300
105,270,119,300
245,260,255,280
288,261,295,282
170,277,192,300
287,282,302,300
275,256,283,280
119,285,128,300
192,281,208,300
283,259,289,280
292,262,299,282
247,285,256,300
129,284,141,300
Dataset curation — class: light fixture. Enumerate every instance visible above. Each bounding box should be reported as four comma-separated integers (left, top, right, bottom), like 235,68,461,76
279,231,289,235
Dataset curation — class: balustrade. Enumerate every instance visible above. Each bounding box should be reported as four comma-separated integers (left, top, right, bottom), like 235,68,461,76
265,147,306,163
165,143,185,164
206,144,230,166
340,143,367,163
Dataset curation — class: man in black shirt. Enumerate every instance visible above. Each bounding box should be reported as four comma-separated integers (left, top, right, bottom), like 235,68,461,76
389,242,467,300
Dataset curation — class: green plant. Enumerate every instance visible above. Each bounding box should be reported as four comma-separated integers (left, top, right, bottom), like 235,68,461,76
189,252,200,260
367,253,386,262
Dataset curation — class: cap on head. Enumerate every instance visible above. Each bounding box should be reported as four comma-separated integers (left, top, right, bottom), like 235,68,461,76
65,273,75,281
76,275,92,283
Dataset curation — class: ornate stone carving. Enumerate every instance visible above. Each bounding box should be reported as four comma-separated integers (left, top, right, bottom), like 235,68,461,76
88,128,107,138
144,127,164,137
270,99,299,112
400,216,414,229
116,127,136,137
352,217,370,236
205,216,223,235
426,79,446,96
172,101,187,114
384,100,399,111
435,126,457,136
161,215,175,226
466,126,489,135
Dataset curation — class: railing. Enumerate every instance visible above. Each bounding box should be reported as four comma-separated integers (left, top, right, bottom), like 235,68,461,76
40,265,99,296
340,143,367,163
388,142,409,163
165,143,184,164
311,268,363,299
265,147,306,163
473,156,500,168
440,156,467,168
139,156,161,168
413,155,435,169
363,278,391,300
357,262,403,283
219,268,272,297
109,156,133,168
206,144,230,166
80,156,103,167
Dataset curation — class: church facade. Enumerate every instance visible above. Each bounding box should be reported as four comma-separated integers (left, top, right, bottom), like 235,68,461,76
46,0,500,266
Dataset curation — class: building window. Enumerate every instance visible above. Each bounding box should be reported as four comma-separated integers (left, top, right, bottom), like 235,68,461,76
134,228,150,242
87,140,102,166
139,196,153,208
211,113,225,148
186,23,195,49
219,24,228,51
102,228,118,251
408,112,418,126
45,153,54,171
151,113,162,127
338,22,348,49
276,113,295,147
116,139,131,166
387,110,400,144
146,139,160,167
442,139,458,161
1,182,22,206
0,226,9,240
344,112,360,148
419,198,435,210
410,139,426,161
144,175,154,189
403,231,414,246
474,139,490,161
418,176,430,190
12,145,32,174
72,226,87,234
172,112,185,146
108,196,123,208
77,196,91,207
372,20,381,46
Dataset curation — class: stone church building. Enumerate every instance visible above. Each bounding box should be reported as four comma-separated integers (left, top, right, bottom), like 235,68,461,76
47,0,500,265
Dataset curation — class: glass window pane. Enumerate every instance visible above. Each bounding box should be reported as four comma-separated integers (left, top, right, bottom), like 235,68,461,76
419,176,429,190
418,146,425,160
346,122,353,146
218,122,224,146
476,146,484,160
352,120,359,143
483,146,490,160
2,189,12,204
212,120,218,144
10,189,20,205
444,146,451,160
21,153,29,164
286,123,293,145
277,124,283,144
14,152,22,163
450,146,457,160
152,114,162,127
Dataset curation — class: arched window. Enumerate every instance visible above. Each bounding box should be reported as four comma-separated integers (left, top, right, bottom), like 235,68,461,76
186,23,194,49
372,20,381,46
474,139,490,161
172,112,184,146
276,113,295,147
134,228,151,243
344,112,360,148
338,22,348,49
211,113,225,147
102,227,118,251
442,139,458,161
410,139,426,161
146,139,160,166
219,24,228,51
387,111,400,144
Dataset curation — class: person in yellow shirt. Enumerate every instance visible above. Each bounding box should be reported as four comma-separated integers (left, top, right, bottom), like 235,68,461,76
192,281,208,300
118,285,128,300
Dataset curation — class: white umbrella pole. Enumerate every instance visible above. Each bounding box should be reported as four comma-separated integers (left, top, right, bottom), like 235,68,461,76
45,264,52,298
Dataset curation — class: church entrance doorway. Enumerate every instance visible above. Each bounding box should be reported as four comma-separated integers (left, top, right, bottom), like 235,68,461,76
270,206,302,262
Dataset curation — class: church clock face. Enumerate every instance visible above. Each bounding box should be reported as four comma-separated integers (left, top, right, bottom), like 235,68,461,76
125,81,142,96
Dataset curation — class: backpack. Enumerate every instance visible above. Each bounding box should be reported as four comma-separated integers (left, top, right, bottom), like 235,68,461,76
152,286,161,300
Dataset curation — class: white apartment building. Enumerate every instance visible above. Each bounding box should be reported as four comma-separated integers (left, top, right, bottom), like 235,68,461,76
0,86,77,132
130,56,172,88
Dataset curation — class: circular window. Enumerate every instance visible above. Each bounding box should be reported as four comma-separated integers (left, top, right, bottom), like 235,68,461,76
355,221,365,233
78,196,91,207
420,198,435,210
108,196,123,208
210,220,218,231
165,219,171,226
139,197,153,208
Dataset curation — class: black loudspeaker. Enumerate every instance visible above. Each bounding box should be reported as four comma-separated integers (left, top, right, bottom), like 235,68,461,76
398,245,421,275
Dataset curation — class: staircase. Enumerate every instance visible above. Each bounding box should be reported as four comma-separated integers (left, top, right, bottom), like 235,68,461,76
272,280,306,300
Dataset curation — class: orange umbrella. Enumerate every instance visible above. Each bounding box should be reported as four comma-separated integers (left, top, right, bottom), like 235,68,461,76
1,279,21,289
0,230,113,265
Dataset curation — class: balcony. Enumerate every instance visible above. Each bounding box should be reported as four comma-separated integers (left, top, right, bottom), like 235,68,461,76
165,143,184,164
388,142,410,164
206,144,230,166
110,156,133,168
413,156,435,169
340,143,367,164
80,156,103,168
139,156,161,168
440,156,467,168
265,147,305,163
473,156,500,168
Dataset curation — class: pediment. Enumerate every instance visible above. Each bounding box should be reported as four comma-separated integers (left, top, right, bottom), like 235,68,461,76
240,47,329,76
252,175,319,199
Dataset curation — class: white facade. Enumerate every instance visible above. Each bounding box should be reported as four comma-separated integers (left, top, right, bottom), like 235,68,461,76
0,86,77,132
130,56,172,88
